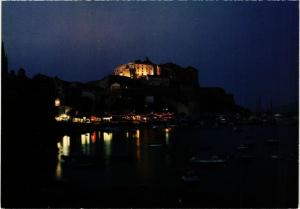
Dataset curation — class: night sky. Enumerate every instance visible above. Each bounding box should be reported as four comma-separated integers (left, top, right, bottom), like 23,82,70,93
2,2,298,110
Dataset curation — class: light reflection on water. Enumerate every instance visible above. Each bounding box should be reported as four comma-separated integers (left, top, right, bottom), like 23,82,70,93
81,133,90,155
55,128,170,179
103,132,112,158
91,131,97,143
135,129,141,161
62,135,70,156
56,135,70,180
51,126,297,207
136,129,140,139
165,128,171,145
55,145,63,180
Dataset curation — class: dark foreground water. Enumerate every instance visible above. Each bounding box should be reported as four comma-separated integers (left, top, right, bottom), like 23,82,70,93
2,125,298,207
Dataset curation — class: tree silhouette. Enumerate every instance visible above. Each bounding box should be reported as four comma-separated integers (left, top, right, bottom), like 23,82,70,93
9,70,16,78
17,68,27,79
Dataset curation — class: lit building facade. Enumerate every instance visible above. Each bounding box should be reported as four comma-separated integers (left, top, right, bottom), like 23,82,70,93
114,61,161,79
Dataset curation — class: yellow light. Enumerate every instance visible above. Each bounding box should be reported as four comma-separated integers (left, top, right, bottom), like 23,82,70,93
86,133,90,144
165,128,172,133
55,162,63,180
104,132,112,141
165,128,171,145
55,114,70,122
103,116,112,122
165,132,169,145
103,132,112,157
57,142,61,149
63,135,70,145
81,133,90,145
81,133,90,155
81,134,86,145
55,116,62,122
136,129,140,139
54,98,61,107
62,135,70,156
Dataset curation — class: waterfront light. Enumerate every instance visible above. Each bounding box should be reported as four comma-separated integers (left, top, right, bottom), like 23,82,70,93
62,135,70,156
81,133,91,155
81,133,90,145
55,114,70,122
91,116,97,121
136,130,141,147
54,98,61,107
56,148,63,181
103,132,112,141
165,128,171,133
91,131,96,143
165,129,170,145
55,161,63,181
57,142,61,149
103,132,112,157
72,117,83,123
102,116,112,122
136,136,141,161
136,129,140,139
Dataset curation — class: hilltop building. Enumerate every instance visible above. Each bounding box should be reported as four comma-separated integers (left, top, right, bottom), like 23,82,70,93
113,58,199,88
114,58,161,79
38,58,243,119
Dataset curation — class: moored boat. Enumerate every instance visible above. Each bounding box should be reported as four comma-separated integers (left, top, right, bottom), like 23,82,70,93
182,175,200,182
189,155,226,165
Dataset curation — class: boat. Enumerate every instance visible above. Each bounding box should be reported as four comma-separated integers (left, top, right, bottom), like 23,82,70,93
181,170,200,182
189,155,226,165
182,175,200,182
237,142,255,151
148,144,164,147
270,155,281,159
237,144,249,151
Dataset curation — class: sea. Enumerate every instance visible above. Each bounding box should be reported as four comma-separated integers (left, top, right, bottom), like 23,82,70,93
2,124,298,208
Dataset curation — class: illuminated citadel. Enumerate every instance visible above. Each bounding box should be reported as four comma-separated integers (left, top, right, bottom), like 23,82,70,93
47,57,239,121
114,58,161,79
1,44,248,126
112,58,200,89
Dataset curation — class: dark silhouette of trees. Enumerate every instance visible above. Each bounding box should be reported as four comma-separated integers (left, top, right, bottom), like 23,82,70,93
9,70,16,78
2,42,8,77
17,68,27,79
3,67,59,207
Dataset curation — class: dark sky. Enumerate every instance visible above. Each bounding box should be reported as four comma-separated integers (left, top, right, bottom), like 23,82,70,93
2,2,299,110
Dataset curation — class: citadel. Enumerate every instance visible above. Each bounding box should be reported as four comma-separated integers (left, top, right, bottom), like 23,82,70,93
51,58,240,121
2,49,244,123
